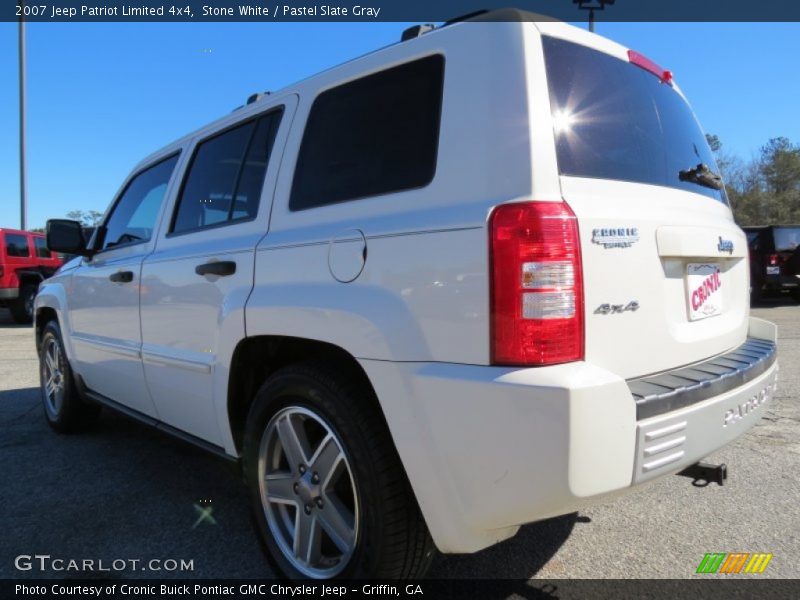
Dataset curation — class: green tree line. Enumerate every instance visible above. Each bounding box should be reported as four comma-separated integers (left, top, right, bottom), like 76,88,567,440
708,134,800,225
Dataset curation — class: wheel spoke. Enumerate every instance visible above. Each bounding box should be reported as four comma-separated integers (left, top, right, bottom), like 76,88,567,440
45,350,55,372
264,473,297,505
293,512,321,565
276,414,311,470
310,434,342,487
317,494,356,554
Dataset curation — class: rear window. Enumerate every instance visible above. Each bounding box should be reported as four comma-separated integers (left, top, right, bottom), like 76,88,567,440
5,233,30,257
773,227,800,252
543,36,726,203
290,54,444,211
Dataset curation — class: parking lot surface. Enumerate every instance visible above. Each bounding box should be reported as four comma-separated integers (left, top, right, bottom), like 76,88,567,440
1,303,798,579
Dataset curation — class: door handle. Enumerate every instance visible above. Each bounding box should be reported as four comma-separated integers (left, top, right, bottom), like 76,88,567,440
195,261,236,277
109,270,134,283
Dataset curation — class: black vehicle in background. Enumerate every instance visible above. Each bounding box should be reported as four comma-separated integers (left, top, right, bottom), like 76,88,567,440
744,225,800,303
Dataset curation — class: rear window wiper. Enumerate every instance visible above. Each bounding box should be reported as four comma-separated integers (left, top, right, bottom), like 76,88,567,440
679,163,723,191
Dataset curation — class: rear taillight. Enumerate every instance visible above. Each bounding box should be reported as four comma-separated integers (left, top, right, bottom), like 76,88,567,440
490,201,584,366
768,254,781,266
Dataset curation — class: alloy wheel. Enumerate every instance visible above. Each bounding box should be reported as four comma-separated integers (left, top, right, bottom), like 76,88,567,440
257,406,359,578
42,337,65,417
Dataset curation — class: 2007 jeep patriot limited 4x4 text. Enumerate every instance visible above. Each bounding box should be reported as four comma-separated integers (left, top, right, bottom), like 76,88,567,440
37,11,778,579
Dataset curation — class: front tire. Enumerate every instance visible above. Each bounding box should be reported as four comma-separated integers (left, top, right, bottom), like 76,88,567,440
39,320,101,432
10,284,36,324
243,362,435,579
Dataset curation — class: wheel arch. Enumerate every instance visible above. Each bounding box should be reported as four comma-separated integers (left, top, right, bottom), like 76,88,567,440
33,282,71,358
226,335,389,457
35,307,59,350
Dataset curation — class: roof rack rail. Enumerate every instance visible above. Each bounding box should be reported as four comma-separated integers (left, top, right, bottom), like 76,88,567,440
444,9,489,24
401,23,435,41
232,90,272,112
247,91,271,104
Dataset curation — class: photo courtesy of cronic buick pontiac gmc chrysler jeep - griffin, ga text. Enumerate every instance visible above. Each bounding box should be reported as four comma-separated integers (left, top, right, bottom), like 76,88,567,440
36,11,778,580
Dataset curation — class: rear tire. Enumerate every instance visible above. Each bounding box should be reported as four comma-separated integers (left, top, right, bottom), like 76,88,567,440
243,362,436,579
39,320,101,432
10,284,36,324
750,284,763,306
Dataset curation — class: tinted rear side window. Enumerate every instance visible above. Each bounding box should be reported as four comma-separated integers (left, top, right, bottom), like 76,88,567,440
171,109,282,234
5,234,30,257
773,227,800,252
290,55,444,211
543,37,726,203
34,237,51,258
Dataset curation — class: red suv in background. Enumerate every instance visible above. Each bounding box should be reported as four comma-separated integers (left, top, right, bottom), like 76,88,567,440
0,228,63,324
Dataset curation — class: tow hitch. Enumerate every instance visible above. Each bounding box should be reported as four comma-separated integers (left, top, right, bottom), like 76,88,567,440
677,462,728,486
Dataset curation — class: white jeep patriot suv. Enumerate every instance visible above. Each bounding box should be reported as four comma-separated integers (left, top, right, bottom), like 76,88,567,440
37,11,778,580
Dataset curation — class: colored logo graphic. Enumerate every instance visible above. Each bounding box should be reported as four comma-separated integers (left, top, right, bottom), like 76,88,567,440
696,553,773,574
192,500,217,529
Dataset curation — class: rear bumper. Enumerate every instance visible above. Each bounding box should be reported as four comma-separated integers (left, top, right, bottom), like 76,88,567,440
360,317,778,554
0,288,19,300
632,355,776,483
764,273,799,290
629,337,776,420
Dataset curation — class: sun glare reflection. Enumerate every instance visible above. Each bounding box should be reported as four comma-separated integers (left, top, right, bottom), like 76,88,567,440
553,110,576,134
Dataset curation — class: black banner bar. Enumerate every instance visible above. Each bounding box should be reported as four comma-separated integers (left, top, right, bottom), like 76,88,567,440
6,0,800,23
4,579,800,600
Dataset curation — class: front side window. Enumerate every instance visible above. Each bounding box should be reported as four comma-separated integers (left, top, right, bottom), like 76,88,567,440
171,109,282,234
102,154,180,250
5,234,30,257
290,54,445,211
34,237,51,258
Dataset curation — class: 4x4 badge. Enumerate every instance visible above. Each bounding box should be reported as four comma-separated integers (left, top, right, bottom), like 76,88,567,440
591,227,640,249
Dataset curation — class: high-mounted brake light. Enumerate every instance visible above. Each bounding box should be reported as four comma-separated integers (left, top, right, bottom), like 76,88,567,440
628,49,673,84
490,201,584,366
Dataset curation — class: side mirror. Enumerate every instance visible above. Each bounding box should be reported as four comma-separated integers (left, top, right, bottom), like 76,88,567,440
46,219,92,257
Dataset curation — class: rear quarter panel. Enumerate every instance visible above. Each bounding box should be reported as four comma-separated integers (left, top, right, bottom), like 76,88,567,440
247,21,537,364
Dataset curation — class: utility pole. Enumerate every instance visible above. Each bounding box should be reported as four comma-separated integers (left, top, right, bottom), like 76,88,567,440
572,0,615,33
19,3,28,231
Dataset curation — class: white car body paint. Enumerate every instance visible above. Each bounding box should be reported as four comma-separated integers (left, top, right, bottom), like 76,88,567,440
36,18,778,554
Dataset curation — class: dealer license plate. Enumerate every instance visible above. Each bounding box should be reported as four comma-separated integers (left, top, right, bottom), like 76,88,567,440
687,263,723,321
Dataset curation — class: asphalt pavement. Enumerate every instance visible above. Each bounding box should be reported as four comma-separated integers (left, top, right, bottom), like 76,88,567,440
1,302,798,580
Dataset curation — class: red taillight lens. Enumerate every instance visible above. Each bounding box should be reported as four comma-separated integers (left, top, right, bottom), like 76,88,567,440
490,201,584,366
768,254,780,266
